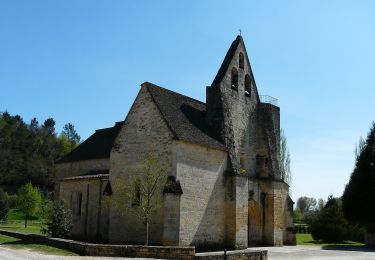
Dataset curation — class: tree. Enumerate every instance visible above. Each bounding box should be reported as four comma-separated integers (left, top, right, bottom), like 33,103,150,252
354,136,365,161
280,129,292,185
110,153,168,245
310,195,349,242
61,123,80,152
296,196,317,214
0,112,80,189
0,188,9,221
293,208,303,224
42,200,72,238
343,122,375,241
16,183,42,228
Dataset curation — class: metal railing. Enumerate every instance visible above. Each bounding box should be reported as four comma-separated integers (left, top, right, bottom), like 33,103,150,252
260,95,278,106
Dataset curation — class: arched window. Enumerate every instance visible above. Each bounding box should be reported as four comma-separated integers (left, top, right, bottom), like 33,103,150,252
231,67,238,90
245,74,251,97
239,52,244,69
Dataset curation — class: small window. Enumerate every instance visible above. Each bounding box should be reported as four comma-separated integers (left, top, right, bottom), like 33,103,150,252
71,191,82,216
256,155,268,166
231,67,238,91
245,74,251,97
239,52,244,69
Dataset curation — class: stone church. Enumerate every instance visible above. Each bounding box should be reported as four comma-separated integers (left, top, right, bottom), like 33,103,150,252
55,35,295,249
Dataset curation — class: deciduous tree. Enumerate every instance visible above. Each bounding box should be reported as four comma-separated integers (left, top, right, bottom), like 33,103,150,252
16,183,42,228
280,129,292,185
110,153,168,245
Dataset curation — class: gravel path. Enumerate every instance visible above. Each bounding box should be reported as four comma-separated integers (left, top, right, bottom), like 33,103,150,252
0,246,161,260
1,245,375,260
257,245,375,260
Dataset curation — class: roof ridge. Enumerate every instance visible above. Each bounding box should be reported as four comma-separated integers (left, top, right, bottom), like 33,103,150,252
142,82,206,106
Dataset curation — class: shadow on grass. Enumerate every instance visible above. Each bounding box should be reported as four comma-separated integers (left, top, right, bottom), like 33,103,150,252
1,239,36,246
322,245,375,252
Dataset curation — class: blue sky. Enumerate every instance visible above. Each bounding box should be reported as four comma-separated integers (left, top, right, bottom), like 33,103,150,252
1,1,375,202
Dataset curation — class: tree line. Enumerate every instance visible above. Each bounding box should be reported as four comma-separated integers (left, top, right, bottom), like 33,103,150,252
0,111,80,190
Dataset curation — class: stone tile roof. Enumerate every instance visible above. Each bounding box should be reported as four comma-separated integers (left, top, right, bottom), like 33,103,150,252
57,122,123,163
57,82,226,164
144,82,226,151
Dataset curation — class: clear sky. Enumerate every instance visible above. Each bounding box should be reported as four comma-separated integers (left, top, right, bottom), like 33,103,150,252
1,1,375,202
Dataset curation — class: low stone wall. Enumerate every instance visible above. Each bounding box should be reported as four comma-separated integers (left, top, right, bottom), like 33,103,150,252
365,232,375,247
0,229,267,259
195,249,268,260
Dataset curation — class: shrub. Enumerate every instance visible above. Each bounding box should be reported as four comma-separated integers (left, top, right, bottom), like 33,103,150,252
310,196,349,242
0,188,9,221
42,200,72,238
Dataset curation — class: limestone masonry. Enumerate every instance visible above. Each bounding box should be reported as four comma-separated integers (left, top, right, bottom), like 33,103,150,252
55,36,296,250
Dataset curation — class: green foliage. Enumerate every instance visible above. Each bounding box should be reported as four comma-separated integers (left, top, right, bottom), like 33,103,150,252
310,195,364,243
60,123,81,152
41,200,72,238
16,183,42,228
343,123,375,232
310,196,348,242
293,208,303,224
0,188,9,221
0,111,80,189
296,196,317,214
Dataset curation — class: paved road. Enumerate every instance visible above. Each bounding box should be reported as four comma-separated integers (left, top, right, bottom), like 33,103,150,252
1,245,375,260
257,245,375,260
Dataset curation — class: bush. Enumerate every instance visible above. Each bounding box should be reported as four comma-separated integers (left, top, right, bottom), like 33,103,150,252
310,196,364,242
0,188,9,221
42,200,72,238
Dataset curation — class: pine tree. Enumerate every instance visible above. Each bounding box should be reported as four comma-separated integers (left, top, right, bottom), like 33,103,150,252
343,122,375,234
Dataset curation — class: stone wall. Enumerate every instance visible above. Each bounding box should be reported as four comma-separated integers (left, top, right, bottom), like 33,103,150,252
56,159,109,180
0,230,196,260
59,177,109,242
109,86,174,244
55,158,109,198
0,230,268,260
173,141,228,248
195,249,268,260
206,39,259,176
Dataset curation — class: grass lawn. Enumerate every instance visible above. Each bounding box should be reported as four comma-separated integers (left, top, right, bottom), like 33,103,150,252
0,223,43,235
297,233,365,247
0,234,78,256
0,209,44,235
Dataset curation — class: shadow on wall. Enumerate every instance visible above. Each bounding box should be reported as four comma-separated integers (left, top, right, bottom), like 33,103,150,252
186,157,228,252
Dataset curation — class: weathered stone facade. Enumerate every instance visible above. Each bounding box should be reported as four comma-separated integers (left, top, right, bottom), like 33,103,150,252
55,35,295,249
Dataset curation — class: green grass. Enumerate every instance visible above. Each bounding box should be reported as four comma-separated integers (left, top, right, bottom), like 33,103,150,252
297,233,365,247
7,209,41,222
0,223,43,235
0,234,78,256
0,208,44,235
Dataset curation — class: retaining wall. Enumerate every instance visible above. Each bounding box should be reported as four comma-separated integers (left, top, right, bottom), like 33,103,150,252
0,229,267,259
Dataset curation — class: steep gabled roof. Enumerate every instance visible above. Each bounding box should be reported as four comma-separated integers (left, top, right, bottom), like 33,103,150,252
144,82,226,151
57,121,123,163
212,35,243,86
